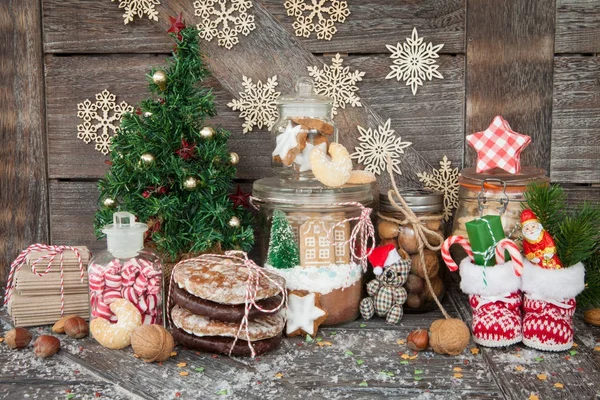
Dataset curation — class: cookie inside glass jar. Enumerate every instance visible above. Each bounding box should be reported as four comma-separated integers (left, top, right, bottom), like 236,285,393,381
271,78,338,176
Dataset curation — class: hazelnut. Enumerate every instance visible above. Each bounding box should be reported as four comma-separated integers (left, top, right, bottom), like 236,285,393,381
378,221,399,239
5,328,32,349
52,315,80,334
405,274,424,294
64,317,88,339
406,294,424,309
397,227,419,254
424,276,444,302
424,219,441,231
407,328,429,351
131,325,175,363
33,335,60,358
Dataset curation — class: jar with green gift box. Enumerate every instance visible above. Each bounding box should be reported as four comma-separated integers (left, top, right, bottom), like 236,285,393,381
452,167,549,242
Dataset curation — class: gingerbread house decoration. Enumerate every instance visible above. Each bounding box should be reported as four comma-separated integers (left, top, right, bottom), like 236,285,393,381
299,218,350,267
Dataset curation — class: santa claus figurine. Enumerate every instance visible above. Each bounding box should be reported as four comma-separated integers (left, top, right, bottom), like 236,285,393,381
521,209,562,269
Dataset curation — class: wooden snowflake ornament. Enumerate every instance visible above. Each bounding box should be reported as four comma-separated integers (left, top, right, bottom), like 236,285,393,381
416,156,460,221
111,0,160,24
194,0,256,49
386,28,444,95
308,53,365,117
76,90,133,155
351,119,412,176
228,76,281,133
284,0,350,40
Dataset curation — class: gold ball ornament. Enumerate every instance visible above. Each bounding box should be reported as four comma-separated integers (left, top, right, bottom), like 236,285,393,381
103,198,116,208
152,70,167,91
228,216,241,228
229,152,240,165
429,318,470,356
183,176,198,190
200,126,215,139
140,153,155,166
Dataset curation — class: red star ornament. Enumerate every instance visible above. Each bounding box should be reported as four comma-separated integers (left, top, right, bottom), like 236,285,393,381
176,138,196,160
167,13,186,40
466,116,531,174
229,185,251,209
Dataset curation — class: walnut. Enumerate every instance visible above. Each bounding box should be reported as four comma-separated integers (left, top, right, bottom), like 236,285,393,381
131,325,175,363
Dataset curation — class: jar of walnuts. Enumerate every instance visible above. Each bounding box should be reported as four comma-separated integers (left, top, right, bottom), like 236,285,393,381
377,189,445,312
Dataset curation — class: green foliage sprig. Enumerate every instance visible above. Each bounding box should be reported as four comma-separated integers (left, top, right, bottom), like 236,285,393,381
94,27,253,260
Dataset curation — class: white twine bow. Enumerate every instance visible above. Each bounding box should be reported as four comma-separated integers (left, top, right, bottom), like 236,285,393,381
4,244,87,317
528,294,574,310
167,251,287,358
475,292,520,309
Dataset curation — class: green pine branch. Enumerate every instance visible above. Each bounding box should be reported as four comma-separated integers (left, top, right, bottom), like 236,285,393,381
577,252,600,308
94,27,253,260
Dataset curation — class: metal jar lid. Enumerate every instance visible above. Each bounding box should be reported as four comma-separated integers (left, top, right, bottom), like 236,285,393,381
379,188,443,214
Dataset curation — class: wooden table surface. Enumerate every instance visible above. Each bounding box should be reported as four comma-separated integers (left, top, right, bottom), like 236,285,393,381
1,283,599,400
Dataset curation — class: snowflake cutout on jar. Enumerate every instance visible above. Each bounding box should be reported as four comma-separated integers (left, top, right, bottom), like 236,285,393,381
416,156,460,221
228,75,281,134
386,27,444,95
111,0,160,24
193,0,256,49
308,53,365,117
351,119,412,176
76,90,133,155
284,0,350,41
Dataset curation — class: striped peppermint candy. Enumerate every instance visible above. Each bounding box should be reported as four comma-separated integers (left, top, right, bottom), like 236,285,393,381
103,289,122,304
495,238,524,276
442,235,474,271
133,274,148,296
104,273,122,289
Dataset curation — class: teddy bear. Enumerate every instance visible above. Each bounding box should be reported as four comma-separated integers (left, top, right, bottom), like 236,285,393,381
360,244,411,324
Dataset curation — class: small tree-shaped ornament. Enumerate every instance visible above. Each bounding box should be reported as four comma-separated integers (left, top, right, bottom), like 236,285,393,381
94,19,253,260
267,210,300,269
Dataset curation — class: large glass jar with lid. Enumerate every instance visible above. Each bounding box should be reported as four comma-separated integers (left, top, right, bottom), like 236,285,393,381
377,189,446,312
252,177,375,326
88,212,164,328
271,77,337,177
452,167,549,242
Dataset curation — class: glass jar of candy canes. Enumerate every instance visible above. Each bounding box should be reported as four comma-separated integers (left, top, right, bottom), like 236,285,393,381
88,212,164,326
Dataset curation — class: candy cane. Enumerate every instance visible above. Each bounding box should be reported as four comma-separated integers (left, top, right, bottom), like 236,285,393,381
442,236,473,272
495,238,523,276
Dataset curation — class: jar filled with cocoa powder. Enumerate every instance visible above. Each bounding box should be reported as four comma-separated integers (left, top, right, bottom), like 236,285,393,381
377,189,445,312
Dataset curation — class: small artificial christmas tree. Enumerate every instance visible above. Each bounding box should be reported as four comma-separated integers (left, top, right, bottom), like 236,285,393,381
94,17,253,260
267,210,300,269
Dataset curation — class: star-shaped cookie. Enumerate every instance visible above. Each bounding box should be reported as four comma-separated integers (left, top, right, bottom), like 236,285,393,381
273,121,303,161
466,116,531,174
286,290,328,337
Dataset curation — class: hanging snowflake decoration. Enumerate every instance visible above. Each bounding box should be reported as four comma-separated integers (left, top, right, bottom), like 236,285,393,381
228,76,281,134
308,53,365,117
193,0,256,49
416,156,460,221
76,90,133,155
284,0,350,41
385,27,444,95
111,0,160,24
351,119,412,176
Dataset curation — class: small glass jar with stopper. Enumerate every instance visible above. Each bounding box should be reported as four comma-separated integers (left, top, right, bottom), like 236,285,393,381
271,77,338,177
88,212,164,326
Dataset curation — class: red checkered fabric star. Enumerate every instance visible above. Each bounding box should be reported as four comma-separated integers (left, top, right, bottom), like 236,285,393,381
467,116,531,174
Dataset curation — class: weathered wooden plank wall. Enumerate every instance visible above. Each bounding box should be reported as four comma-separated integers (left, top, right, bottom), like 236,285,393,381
0,0,49,284
1,0,598,278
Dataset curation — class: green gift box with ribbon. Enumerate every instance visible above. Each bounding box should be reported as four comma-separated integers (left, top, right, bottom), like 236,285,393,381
465,215,510,266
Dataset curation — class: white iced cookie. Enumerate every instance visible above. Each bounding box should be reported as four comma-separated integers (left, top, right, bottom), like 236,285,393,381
310,142,352,187
347,170,376,184
90,299,142,349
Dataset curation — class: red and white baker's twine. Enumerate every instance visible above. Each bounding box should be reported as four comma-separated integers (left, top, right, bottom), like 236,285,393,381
4,244,86,317
495,238,523,276
167,251,287,358
326,202,375,272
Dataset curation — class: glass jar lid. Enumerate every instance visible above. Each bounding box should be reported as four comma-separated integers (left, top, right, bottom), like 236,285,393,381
252,177,374,207
459,166,548,191
277,78,332,119
379,188,443,213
